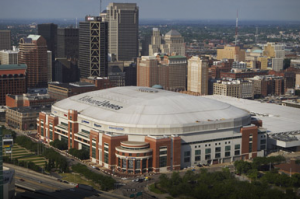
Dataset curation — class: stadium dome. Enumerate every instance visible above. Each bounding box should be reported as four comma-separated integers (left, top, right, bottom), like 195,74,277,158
52,87,251,135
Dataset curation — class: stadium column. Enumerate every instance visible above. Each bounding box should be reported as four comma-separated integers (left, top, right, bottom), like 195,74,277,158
68,110,78,149
240,125,258,159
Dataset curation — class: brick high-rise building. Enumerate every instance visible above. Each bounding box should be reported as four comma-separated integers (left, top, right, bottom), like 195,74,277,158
18,35,48,88
79,16,108,78
106,3,139,61
0,64,27,105
137,55,187,91
0,30,11,50
188,56,208,95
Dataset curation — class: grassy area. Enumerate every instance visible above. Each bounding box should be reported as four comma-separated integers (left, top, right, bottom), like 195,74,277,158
149,183,165,194
60,173,101,190
3,144,47,168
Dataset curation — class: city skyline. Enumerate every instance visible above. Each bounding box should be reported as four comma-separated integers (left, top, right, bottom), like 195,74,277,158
0,0,300,21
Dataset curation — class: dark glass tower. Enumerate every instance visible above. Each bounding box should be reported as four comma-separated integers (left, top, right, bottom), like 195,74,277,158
79,16,108,78
37,23,57,60
57,27,79,59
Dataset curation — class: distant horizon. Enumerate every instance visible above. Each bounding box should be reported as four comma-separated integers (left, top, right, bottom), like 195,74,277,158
0,0,299,22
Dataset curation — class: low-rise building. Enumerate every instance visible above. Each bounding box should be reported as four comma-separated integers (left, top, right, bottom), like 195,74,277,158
48,82,97,101
6,105,51,130
213,80,254,99
6,93,56,108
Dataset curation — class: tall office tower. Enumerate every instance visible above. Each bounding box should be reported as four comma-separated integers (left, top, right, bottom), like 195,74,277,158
18,35,48,88
149,28,162,56
37,23,57,60
47,51,52,82
187,56,208,95
0,30,11,50
57,27,79,59
106,3,139,61
79,16,108,78
160,30,185,56
137,56,159,87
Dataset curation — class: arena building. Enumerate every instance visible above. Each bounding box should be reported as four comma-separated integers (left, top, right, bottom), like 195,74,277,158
37,87,266,174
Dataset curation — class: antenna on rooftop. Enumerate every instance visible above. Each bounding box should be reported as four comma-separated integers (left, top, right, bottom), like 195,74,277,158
255,27,258,44
100,0,102,15
76,17,77,28
235,10,239,46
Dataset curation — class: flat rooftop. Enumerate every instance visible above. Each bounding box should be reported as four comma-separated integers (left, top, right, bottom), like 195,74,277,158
204,95,300,134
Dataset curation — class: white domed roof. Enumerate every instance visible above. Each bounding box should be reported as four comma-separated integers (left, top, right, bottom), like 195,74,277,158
53,87,250,135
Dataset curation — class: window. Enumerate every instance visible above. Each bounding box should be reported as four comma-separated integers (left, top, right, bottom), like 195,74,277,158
104,153,109,163
41,127,44,136
159,150,167,155
215,147,221,152
159,156,167,167
137,153,140,157
129,153,132,156
184,151,190,163
205,154,211,160
249,143,252,153
235,144,240,150
215,153,221,158
225,152,230,157
195,146,197,148
205,148,211,154
225,146,231,151
92,148,96,158
118,158,121,166
260,140,266,144
136,160,140,169
122,159,126,168
195,150,201,161
235,150,240,155
128,160,133,169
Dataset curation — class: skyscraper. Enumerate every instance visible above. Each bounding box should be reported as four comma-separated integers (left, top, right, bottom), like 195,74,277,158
79,16,108,78
37,23,57,60
18,35,48,88
149,28,162,56
57,27,79,59
106,3,139,61
0,30,11,50
160,30,185,56
188,56,208,95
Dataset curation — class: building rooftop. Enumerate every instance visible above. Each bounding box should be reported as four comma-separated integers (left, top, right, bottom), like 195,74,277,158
165,30,181,37
205,95,300,134
50,82,95,89
27,35,41,41
10,105,51,114
0,64,27,70
53,86,250,132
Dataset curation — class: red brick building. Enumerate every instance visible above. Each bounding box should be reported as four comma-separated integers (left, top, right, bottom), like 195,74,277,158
0,64,27,105
18,35,48,88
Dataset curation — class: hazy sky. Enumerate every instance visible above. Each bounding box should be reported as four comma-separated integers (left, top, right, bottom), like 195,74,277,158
0,0,300,21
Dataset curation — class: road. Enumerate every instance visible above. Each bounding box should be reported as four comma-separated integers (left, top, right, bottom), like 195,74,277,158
5,163,128,199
